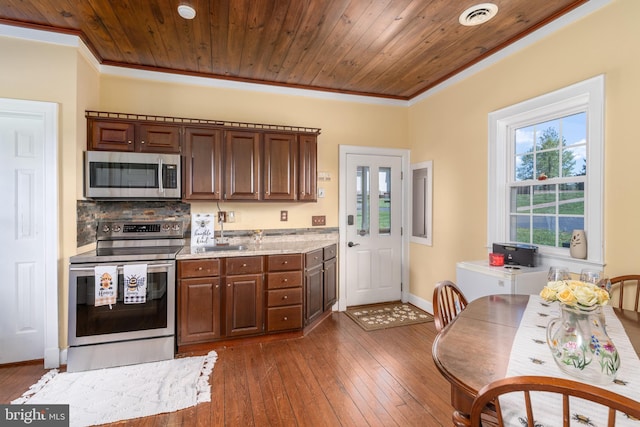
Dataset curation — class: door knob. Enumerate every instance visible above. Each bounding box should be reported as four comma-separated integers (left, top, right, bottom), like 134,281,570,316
348,241,360,247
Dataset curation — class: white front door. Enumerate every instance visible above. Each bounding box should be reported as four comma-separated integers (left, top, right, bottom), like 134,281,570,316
0,99,58,366
343,152,404,306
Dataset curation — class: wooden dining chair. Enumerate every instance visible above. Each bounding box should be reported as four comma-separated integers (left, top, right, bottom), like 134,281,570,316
609,275,640,311
469,375,640,427
432,280,468,332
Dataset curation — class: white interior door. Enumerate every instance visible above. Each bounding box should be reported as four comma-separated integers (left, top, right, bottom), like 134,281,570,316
0,100,58,366
344,153,403,306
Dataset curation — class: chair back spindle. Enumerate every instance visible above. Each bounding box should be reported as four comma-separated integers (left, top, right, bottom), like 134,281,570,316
433,280,468,332
470,376,640,427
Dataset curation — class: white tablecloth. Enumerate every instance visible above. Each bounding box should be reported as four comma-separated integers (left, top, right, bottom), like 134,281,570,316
501,295,640,427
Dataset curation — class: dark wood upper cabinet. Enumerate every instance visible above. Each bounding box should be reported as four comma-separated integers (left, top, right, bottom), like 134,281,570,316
224,130,261,200
89,120,180,153
299,134,318,202
183,127,223,200
136,124,181,153
89,121,135,151
263,133,297,201
87,112,319,202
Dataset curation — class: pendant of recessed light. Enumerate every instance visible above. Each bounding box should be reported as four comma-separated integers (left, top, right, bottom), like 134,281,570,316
178,4,196,20
459,3,498,26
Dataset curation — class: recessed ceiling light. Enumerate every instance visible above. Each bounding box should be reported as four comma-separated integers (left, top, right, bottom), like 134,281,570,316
459,3,498,26
177,5,196,20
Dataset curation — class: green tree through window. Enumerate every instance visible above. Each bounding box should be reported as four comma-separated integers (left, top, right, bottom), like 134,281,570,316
516,127,581,181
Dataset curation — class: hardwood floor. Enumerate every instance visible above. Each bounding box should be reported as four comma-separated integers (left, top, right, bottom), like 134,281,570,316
0,312,453,426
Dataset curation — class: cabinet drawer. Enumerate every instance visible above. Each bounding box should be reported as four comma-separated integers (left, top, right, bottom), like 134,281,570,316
266,271,302,289
305,249,323,269
179,259,220,278
225,256,263,275
323,244,337,260
266,306,303,332
267,288,302,307
267,254,303,272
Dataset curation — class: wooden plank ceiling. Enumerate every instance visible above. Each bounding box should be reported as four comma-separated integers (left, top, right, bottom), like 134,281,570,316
0,0,588,100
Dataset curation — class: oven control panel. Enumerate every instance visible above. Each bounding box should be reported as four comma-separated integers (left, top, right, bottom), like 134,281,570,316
97,221,183,239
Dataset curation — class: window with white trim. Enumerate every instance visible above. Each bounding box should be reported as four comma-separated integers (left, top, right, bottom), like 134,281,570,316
488,76,604,267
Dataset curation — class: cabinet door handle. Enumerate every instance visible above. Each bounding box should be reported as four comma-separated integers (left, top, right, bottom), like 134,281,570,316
215,284,219,288
140,140,145,144
128,140,132,144
283,317,288,321
282,278,288,282
197,267,203,271
282,261,288,265
283,295,288,300
242,263,247,267
227,283,231,287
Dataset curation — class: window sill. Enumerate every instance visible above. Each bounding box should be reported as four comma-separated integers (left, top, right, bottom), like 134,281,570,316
537,252,605,275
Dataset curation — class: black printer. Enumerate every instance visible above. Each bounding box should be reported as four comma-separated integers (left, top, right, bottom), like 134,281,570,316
492,243,538,267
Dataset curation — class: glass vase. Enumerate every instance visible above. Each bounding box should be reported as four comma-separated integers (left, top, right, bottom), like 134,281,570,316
546,303,620,385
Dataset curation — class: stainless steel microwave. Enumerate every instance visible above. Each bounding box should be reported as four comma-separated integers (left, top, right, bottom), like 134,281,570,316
85,151,181,199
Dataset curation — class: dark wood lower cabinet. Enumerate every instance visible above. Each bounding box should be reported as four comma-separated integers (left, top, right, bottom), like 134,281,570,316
178,277,221,344
178,245,336,347
225,274,264,337
304,244,337,326
304,264,324,325
323,256,337,311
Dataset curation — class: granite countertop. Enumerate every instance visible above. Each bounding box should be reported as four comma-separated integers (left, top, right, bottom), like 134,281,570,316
176,233,339,260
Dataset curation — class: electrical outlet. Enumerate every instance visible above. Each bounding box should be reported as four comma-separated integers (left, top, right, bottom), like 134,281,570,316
217,211,226,222
280,210,288,221
226,211,235,223
312,215,326,226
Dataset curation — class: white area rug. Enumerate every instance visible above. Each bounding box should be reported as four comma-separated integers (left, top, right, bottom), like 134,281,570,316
12,351,217,427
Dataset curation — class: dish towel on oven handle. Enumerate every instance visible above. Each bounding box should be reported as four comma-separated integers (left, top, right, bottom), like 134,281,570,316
124,264,147,304
94,265,118,308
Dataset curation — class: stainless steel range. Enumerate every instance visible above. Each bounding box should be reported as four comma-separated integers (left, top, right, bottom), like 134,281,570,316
68,220,184,372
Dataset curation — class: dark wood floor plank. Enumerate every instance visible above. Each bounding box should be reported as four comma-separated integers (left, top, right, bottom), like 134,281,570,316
0,312,454,426
223,347,254,425
294,327,371,427
256,341,298,425
305,319,396,427
242,343,280,426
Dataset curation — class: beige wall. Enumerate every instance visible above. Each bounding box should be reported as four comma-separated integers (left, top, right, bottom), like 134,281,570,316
0,36,100,346
407,0,639,302
2,0,636,349
98,75,408,230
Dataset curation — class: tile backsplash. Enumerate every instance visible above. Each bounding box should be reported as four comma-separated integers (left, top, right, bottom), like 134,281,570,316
77,200,338,247
77,200,191,246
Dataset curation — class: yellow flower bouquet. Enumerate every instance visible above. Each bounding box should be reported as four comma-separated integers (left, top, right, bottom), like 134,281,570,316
540,279,610,308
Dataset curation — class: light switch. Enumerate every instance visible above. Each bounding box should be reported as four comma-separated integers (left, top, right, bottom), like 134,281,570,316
318,188,325,198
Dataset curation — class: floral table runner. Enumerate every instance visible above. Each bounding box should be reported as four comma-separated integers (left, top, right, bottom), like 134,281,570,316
501,295,640,427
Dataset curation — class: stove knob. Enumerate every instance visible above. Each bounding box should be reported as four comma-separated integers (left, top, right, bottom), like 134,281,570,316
172,224,181,231
101,224,110,233
162,223,171,231
112,225,121,232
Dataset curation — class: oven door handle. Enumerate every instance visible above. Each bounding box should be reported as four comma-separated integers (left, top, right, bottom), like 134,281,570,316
158,157,164,194
70,263,173,272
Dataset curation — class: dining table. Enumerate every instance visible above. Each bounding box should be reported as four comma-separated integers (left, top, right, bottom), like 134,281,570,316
431,294,640,427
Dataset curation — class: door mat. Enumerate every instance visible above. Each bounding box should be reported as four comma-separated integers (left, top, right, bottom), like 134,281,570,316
345,302,433,331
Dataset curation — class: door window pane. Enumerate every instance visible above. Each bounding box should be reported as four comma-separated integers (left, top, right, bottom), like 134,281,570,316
356,166,370,236
379,167,391,235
